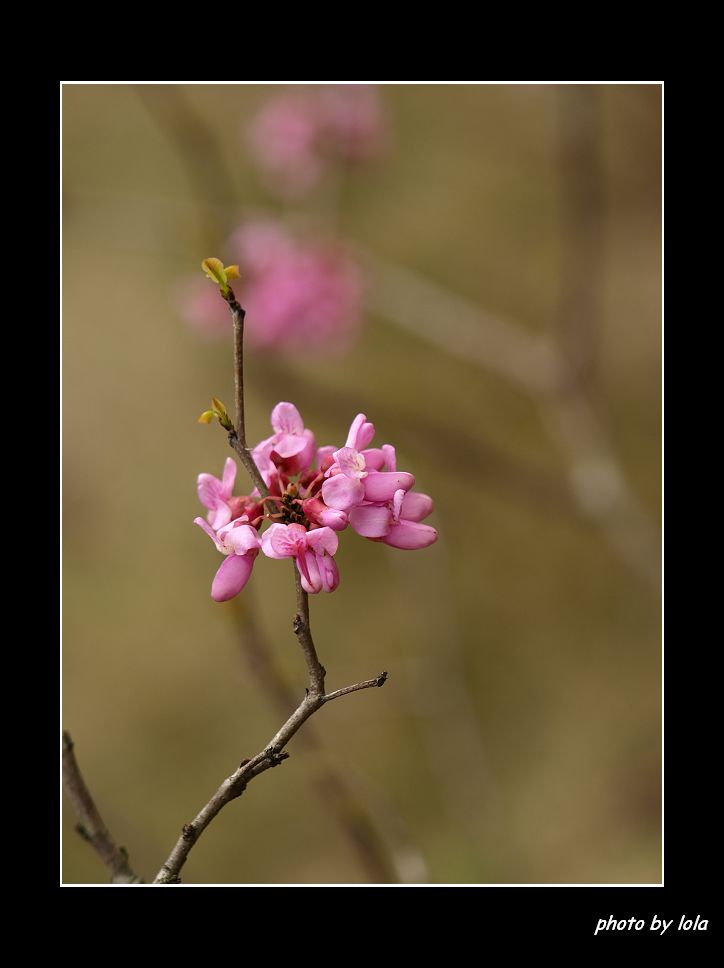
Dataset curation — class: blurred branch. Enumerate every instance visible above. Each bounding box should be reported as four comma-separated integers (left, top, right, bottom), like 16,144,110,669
154,286,387,884
133,85,239,250
361,247,660,593
556,85,604,386
62,731,142,884
233,598,421,882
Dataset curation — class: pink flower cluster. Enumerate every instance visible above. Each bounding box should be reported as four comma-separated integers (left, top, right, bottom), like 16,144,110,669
195,403,437,601
179,221,362,352
247,85,385,196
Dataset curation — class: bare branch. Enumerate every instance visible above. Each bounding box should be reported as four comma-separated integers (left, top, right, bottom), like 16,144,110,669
324,673,388,703
62,732,142,884
153,668,387,883
232,599,408,883
223,291,270,498
292,565,326,697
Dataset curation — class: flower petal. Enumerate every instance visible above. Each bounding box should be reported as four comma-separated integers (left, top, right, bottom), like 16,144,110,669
345,413,367,449
211,553,255,601
194,516,225,553
221,457,237,496
303,497,348,531
345,413,375,450
318,553,340,592
305,526,339,557
271,402,304,435
348,504,392,538
333,446,367,479
322,474,365,511
361,448,385,470
197,473,225,511
316,445,336,469
298,550,319,594
261,523,295,559
273,432,308,458
223,523,261,556
295,547,313,586
382,444,397,472
383,521,438,550
208,504,232,530
363,471,415,502
400,491,434,522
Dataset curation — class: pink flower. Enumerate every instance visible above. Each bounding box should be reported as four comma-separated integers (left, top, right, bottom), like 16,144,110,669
247,91,324,196
253,402,316,485
317,85,385,162
194,403,437,601
179,221,363,354
322,415,414,511
302,496,349,531
261,523,340,594
246,85,385,196
176,277,231,339
349,489,437,550
194,517,261,602
238,226,363,353
197,457,238,530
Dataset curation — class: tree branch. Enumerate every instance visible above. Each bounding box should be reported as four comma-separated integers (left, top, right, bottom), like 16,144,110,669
153,667,388,883
231,598,407,883
324,673,388,703
62,731,142,884
223,292,270,498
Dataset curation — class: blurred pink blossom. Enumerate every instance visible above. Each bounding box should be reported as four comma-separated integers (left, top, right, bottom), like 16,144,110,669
178,220,363,352
246,85,385,196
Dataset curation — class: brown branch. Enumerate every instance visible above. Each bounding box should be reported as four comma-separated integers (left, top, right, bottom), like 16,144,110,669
62,732,142,884
232,598,404,883
153,666,388,883
324,673,388,703
292,565,326,697
223,291,270,498
556,84,604,388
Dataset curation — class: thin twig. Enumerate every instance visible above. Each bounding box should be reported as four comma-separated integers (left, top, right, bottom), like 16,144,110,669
62,731,142,884
223,291,270,498
153,667,387,883
232,597,411,883
324,673,388,703
291,565,326,697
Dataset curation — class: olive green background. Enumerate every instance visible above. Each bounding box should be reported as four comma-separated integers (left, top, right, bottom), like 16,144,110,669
62,83,661,884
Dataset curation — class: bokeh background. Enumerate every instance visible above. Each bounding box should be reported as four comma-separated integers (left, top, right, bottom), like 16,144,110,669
62,83,661,884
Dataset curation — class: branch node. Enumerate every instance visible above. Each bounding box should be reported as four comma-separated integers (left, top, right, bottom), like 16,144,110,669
75,823,91,843
182,824,196,842
376,671,389,688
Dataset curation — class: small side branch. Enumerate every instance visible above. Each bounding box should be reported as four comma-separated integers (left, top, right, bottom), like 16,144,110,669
324,672,388,703
153,670,387,883
62,732,142,884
